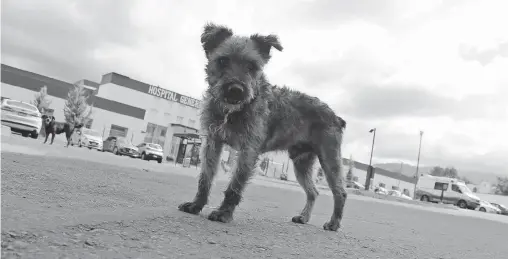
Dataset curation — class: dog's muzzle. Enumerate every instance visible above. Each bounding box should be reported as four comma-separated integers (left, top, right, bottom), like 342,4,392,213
223,84,246,104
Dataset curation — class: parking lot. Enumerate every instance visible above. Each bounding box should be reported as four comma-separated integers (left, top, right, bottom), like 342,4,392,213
2,132,508,258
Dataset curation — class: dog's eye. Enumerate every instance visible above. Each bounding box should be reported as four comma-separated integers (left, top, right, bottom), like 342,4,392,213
246,61,257,72
217,57,230,68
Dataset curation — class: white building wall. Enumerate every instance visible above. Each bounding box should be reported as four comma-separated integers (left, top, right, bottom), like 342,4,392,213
352,168,415,196
89,108,144,142
259,148,416,197
97,83,201,130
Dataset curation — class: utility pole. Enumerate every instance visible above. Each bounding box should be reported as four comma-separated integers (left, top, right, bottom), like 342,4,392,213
398,162,403,188
413,130,424,198
365,128,376,190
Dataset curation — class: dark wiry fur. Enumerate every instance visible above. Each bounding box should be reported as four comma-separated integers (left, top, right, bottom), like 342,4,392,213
41,115,83,147
178,23,348,231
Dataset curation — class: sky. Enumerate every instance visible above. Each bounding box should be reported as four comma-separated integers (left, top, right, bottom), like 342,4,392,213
2,0,508,177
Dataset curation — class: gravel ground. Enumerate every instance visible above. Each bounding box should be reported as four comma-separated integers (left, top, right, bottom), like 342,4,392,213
2,136,508,258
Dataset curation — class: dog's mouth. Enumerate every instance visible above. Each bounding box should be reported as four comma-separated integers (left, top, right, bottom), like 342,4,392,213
224,98,243,105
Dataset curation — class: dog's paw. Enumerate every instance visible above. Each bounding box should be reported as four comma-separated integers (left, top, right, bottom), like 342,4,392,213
323,221,341,231
291,215,309,224
178,202,203,215
207,210,233,223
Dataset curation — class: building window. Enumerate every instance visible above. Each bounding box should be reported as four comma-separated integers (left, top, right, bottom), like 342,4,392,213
176,116,184,124
109,124,128,137
144,122,167,147
188,119,196,127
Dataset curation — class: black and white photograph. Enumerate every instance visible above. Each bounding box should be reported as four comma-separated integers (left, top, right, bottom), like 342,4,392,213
1,0,507,258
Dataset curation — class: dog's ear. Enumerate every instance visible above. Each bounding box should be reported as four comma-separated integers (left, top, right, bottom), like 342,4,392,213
201,22,233,58
250,34,283,62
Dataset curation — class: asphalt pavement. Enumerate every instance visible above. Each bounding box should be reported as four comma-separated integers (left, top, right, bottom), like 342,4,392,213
1,133,508,258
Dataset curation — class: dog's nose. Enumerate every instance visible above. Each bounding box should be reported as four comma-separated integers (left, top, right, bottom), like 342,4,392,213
226,85,244,101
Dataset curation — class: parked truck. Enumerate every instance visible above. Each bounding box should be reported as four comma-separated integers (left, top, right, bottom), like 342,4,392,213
415,173,481,209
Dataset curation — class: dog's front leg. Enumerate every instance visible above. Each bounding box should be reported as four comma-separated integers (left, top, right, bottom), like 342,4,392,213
208,148,259,223
178,137,224,215
50,133,55,144
44,132,49,144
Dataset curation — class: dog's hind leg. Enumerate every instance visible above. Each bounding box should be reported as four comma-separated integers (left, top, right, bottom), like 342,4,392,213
178,137,224,214
288,144,319,224
65,130,72,147
317,132,347,231
208,149,259,223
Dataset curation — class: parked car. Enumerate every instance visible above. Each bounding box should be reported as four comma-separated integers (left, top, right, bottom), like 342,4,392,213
490,203,508,216
102,136,140,158
387,190,413,200
374,186,388,195
414,174,480,209
70,128,103,151
136,142,163,163
476,200,501,214
352,181,365,190
1,98,42,139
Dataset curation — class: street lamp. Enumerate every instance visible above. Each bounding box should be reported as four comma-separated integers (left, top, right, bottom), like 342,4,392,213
413,130,424,198
365,128,376,190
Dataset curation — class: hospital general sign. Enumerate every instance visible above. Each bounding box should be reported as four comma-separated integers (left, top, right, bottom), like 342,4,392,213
147,85,201,109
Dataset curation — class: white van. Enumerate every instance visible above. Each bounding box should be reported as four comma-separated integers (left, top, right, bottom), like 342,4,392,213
414,173,481,209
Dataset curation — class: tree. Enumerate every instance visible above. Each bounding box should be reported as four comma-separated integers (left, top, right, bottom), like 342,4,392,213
64,84,93,125
430,166,445,176
495,177,508,196
430,166,458,178
458,176,472,184
31,85,52,113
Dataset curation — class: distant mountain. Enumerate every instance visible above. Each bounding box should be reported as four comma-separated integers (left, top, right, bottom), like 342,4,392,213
374,162,502,185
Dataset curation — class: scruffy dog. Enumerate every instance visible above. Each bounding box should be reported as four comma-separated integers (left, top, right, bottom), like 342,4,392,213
178,23,348,231
41,115,83,147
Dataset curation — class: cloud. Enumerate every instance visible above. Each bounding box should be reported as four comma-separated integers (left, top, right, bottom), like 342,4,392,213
459,41,508,66
337,84,508,121
2,0,507,177
1,0,142,82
